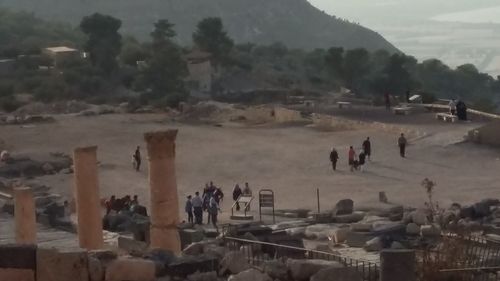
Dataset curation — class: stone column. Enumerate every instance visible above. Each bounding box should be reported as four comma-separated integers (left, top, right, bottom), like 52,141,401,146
14,187,36,244
144,130,181,253
73,146,103,250
380,249,416,281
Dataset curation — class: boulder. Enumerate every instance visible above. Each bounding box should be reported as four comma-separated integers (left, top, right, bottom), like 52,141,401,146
333,212,365,223
334,199,354,215
144,249,176,276
220,251,250,274
228,269,272,281
166,255,218,277
406,223,420,236
410,210,428,226
262,260,288,280
118,236,148,255
421,224,441,238
305,224,337,240
355,202,404,217
331,227,349,244
183,242,205,256
88,257,104,281
350,223,372,232
203,244,226,259
37,248,89,281
372,221,405,233
41,162,55,174
105,258,156,281
286,259,343,281
286,227,306,238
310,266,362,281
390,241,405,250
364,237,383,252
187,271,218,281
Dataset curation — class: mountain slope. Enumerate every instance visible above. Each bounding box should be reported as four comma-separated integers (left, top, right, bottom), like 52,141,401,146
0,0,398,52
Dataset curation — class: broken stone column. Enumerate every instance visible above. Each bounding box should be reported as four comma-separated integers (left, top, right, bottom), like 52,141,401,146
380,250,416,281
73,146,103,250
144,130,181,253
14,187,36,244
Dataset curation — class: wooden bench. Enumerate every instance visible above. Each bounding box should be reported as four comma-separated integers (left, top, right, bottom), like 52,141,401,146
436,113,458,123
393,107,412,115
337,101,352,109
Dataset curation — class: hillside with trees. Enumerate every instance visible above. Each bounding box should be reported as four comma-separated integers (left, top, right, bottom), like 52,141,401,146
0,0,398,52
0,8,499,114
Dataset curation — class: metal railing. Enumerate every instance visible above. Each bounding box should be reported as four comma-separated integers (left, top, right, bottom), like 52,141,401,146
223,236,379,281
437,267,500,281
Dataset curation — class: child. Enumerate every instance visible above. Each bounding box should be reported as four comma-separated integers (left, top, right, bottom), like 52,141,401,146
185,195,193,224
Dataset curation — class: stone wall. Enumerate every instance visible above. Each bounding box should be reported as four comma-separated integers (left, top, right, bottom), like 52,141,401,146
468,121,500,147
274,107,306,123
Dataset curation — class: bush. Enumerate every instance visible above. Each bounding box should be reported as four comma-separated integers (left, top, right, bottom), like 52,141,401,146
471,98,497,113
420,91,437,104
0,97,22,112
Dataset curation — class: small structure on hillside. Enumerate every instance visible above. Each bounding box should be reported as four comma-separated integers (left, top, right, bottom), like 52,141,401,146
43,46,80,67
185,50,215,96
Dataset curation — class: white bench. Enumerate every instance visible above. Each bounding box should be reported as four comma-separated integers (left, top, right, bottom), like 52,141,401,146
436,113,458,123
393,107,412,115
337,101,352,109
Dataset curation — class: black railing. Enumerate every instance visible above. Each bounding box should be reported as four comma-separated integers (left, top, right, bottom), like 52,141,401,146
223,237,379,281
437,267,500,281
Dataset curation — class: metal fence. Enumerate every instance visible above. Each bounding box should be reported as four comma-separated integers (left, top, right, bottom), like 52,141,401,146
418,234,500,281
223,236,379,281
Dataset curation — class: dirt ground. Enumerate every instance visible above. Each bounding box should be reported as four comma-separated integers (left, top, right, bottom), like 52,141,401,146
2,110,500,221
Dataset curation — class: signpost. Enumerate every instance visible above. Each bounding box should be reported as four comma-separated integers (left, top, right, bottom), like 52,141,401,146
259,189,275,223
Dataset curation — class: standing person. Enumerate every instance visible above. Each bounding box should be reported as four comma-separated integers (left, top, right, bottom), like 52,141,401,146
133,146,141,171
456,100,467,121
192,192,203,224
348,146,356,172
384,93,391,110
209,196,220,232
185,195,193,224
202,192,212,224
214,187,224,204
362,137,371,161
329,148,339,171
398,133,407,158
449,99,457,115
242,183,252,211
358,150,366,172
232,184,242,211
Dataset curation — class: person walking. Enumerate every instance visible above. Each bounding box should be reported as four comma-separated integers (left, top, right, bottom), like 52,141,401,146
398,133,407,158
192,192,203,224
185,195,193,224
202,192,212,224
133,146,141,171
362,137,371,161
348,146,356,172
208,196,220,232
330,147,339,171
358,150,366,172
214,187,224,204
232,184,242,211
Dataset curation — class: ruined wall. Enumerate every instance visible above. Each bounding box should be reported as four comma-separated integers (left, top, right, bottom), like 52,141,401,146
468,121,500,147
274,107,305,123
243,106,275,123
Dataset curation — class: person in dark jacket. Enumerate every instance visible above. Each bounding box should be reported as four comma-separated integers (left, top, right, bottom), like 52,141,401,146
133,146,141,171
185,195,193,224
398,133,407,158
358,150,366,172
362,137,371,161
232,184,242,211
329,148,339,171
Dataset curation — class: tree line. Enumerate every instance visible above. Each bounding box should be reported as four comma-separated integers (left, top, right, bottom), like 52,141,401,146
0,9,498,113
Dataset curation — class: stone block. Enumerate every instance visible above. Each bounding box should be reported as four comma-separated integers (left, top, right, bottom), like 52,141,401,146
334,199,354,215
179,229,205,249
346,231,376,247
311,267,362,281
0,268,35,281
105,258,156,281
166,255,219,277
118,236,149,254
287,259,343,281
0,244,37,269
36,248,89,281
88,257,104,281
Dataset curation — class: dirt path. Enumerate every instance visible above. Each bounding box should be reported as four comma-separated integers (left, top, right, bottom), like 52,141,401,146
2,113,499,218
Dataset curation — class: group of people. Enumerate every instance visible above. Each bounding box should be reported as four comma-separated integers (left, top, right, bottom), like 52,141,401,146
185,181,224,231
330,137,371,172
448,99,468,121
232,182,252,211
329,133,409,172
104,194,147,216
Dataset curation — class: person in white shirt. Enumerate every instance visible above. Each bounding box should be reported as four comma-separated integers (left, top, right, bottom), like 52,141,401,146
191,192,203,224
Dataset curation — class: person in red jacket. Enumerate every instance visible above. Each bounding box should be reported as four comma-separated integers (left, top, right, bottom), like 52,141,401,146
348,146,356,172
